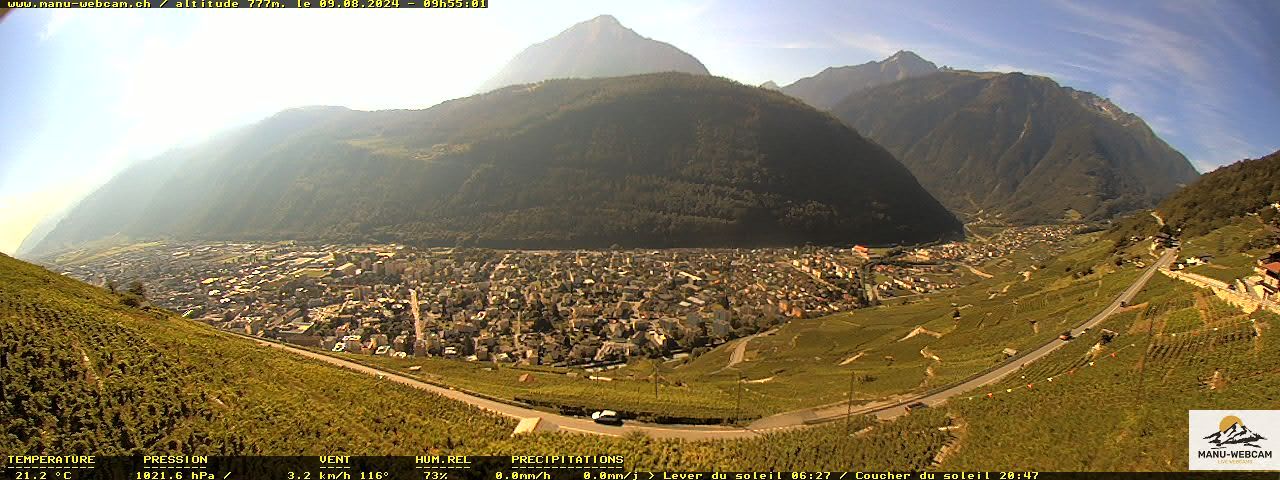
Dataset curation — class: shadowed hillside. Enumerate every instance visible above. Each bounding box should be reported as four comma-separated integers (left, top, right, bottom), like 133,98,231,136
32,73,961,255
833,70,1199,224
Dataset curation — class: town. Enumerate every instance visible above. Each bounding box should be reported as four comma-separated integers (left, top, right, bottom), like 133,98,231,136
51,225,1078,367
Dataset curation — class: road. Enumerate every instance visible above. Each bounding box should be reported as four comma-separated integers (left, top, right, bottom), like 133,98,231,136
233,249,1176,440
715,327,777,373
244,335,758,439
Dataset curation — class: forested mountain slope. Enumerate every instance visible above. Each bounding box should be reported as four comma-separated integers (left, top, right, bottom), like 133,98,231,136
833,70,1199,223
32,73,961,254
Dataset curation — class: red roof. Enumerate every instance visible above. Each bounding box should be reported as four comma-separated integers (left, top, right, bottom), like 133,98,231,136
1265,262,1280,274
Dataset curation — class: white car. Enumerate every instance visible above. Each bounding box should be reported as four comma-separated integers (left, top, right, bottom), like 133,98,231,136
591,410,623,426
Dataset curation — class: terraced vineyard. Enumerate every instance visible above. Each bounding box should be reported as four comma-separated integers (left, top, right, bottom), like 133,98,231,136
941,274,1280,471
1,253,514,454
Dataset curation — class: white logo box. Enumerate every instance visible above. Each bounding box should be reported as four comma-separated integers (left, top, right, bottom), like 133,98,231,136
1189,409,1280,470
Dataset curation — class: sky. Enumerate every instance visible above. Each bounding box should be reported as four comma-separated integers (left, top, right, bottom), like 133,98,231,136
1,0,1278,255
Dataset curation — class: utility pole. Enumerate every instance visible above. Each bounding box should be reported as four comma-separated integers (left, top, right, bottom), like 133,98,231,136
844,370,856,437
735,373,744,424
653,361,659,400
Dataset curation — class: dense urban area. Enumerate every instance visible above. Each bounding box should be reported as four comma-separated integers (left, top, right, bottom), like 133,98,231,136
50,226,1078,368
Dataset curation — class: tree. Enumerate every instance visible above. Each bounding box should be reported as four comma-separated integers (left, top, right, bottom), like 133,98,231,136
126,281,146,298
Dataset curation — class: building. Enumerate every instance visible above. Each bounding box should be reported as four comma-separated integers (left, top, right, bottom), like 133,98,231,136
1255,255,1280,301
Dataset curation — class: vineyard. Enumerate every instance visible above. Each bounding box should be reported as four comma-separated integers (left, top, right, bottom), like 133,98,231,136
1178,215,1277,283
941,274,1280,471
479,410,954,471
651,235,1145,414
0,253,516,455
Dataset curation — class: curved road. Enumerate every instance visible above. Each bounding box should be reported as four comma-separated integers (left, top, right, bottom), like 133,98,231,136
237,248,1176,440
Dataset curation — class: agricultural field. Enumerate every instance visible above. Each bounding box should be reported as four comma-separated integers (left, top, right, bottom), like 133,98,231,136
331,353,753,422
940,274,1280,470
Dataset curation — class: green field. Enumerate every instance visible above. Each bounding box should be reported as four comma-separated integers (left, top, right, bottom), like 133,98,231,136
642,235,1143,414
1180,215,1276,283
330,353,753,422
941,268,1280,470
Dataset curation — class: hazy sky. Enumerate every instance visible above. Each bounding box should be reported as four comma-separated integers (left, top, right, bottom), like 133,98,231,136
1,0,1278,254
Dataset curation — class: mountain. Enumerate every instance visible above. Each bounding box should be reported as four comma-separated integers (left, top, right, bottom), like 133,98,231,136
1204,421,1267,449
0,252,518,454
779,51,937,110
32,73,961,255
479,15,709,92
831,70,1200,224
14,204,73,258
759,81,781,91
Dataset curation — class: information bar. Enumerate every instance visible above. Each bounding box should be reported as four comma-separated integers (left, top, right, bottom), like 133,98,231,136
2,456,1276,480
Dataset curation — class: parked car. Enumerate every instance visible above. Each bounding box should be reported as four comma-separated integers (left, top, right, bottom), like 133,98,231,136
591,410,623,426
905,401,928,413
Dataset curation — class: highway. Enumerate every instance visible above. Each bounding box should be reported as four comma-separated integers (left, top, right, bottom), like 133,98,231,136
237,248,1176,440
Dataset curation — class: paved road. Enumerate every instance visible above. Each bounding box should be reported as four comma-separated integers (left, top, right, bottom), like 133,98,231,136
233,249,1176,440
717,327,777,372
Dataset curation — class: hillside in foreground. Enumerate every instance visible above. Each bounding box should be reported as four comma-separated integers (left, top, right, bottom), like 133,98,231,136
944,265,1279,470
833,70,1200,224
30,73,961,256
0,252,516,455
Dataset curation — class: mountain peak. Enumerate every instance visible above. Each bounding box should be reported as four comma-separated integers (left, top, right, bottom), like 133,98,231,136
586,14,622,26
779,51,938,109
887,50,925,62
479,15,709,92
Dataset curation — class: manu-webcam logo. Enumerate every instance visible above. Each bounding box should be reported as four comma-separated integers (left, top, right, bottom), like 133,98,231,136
1190,410,1280,470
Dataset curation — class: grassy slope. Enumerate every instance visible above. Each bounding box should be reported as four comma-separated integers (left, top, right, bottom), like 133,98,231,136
1179,215,1276,283
646,234,1140,413
329,353,747,422
942,238,1280,470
